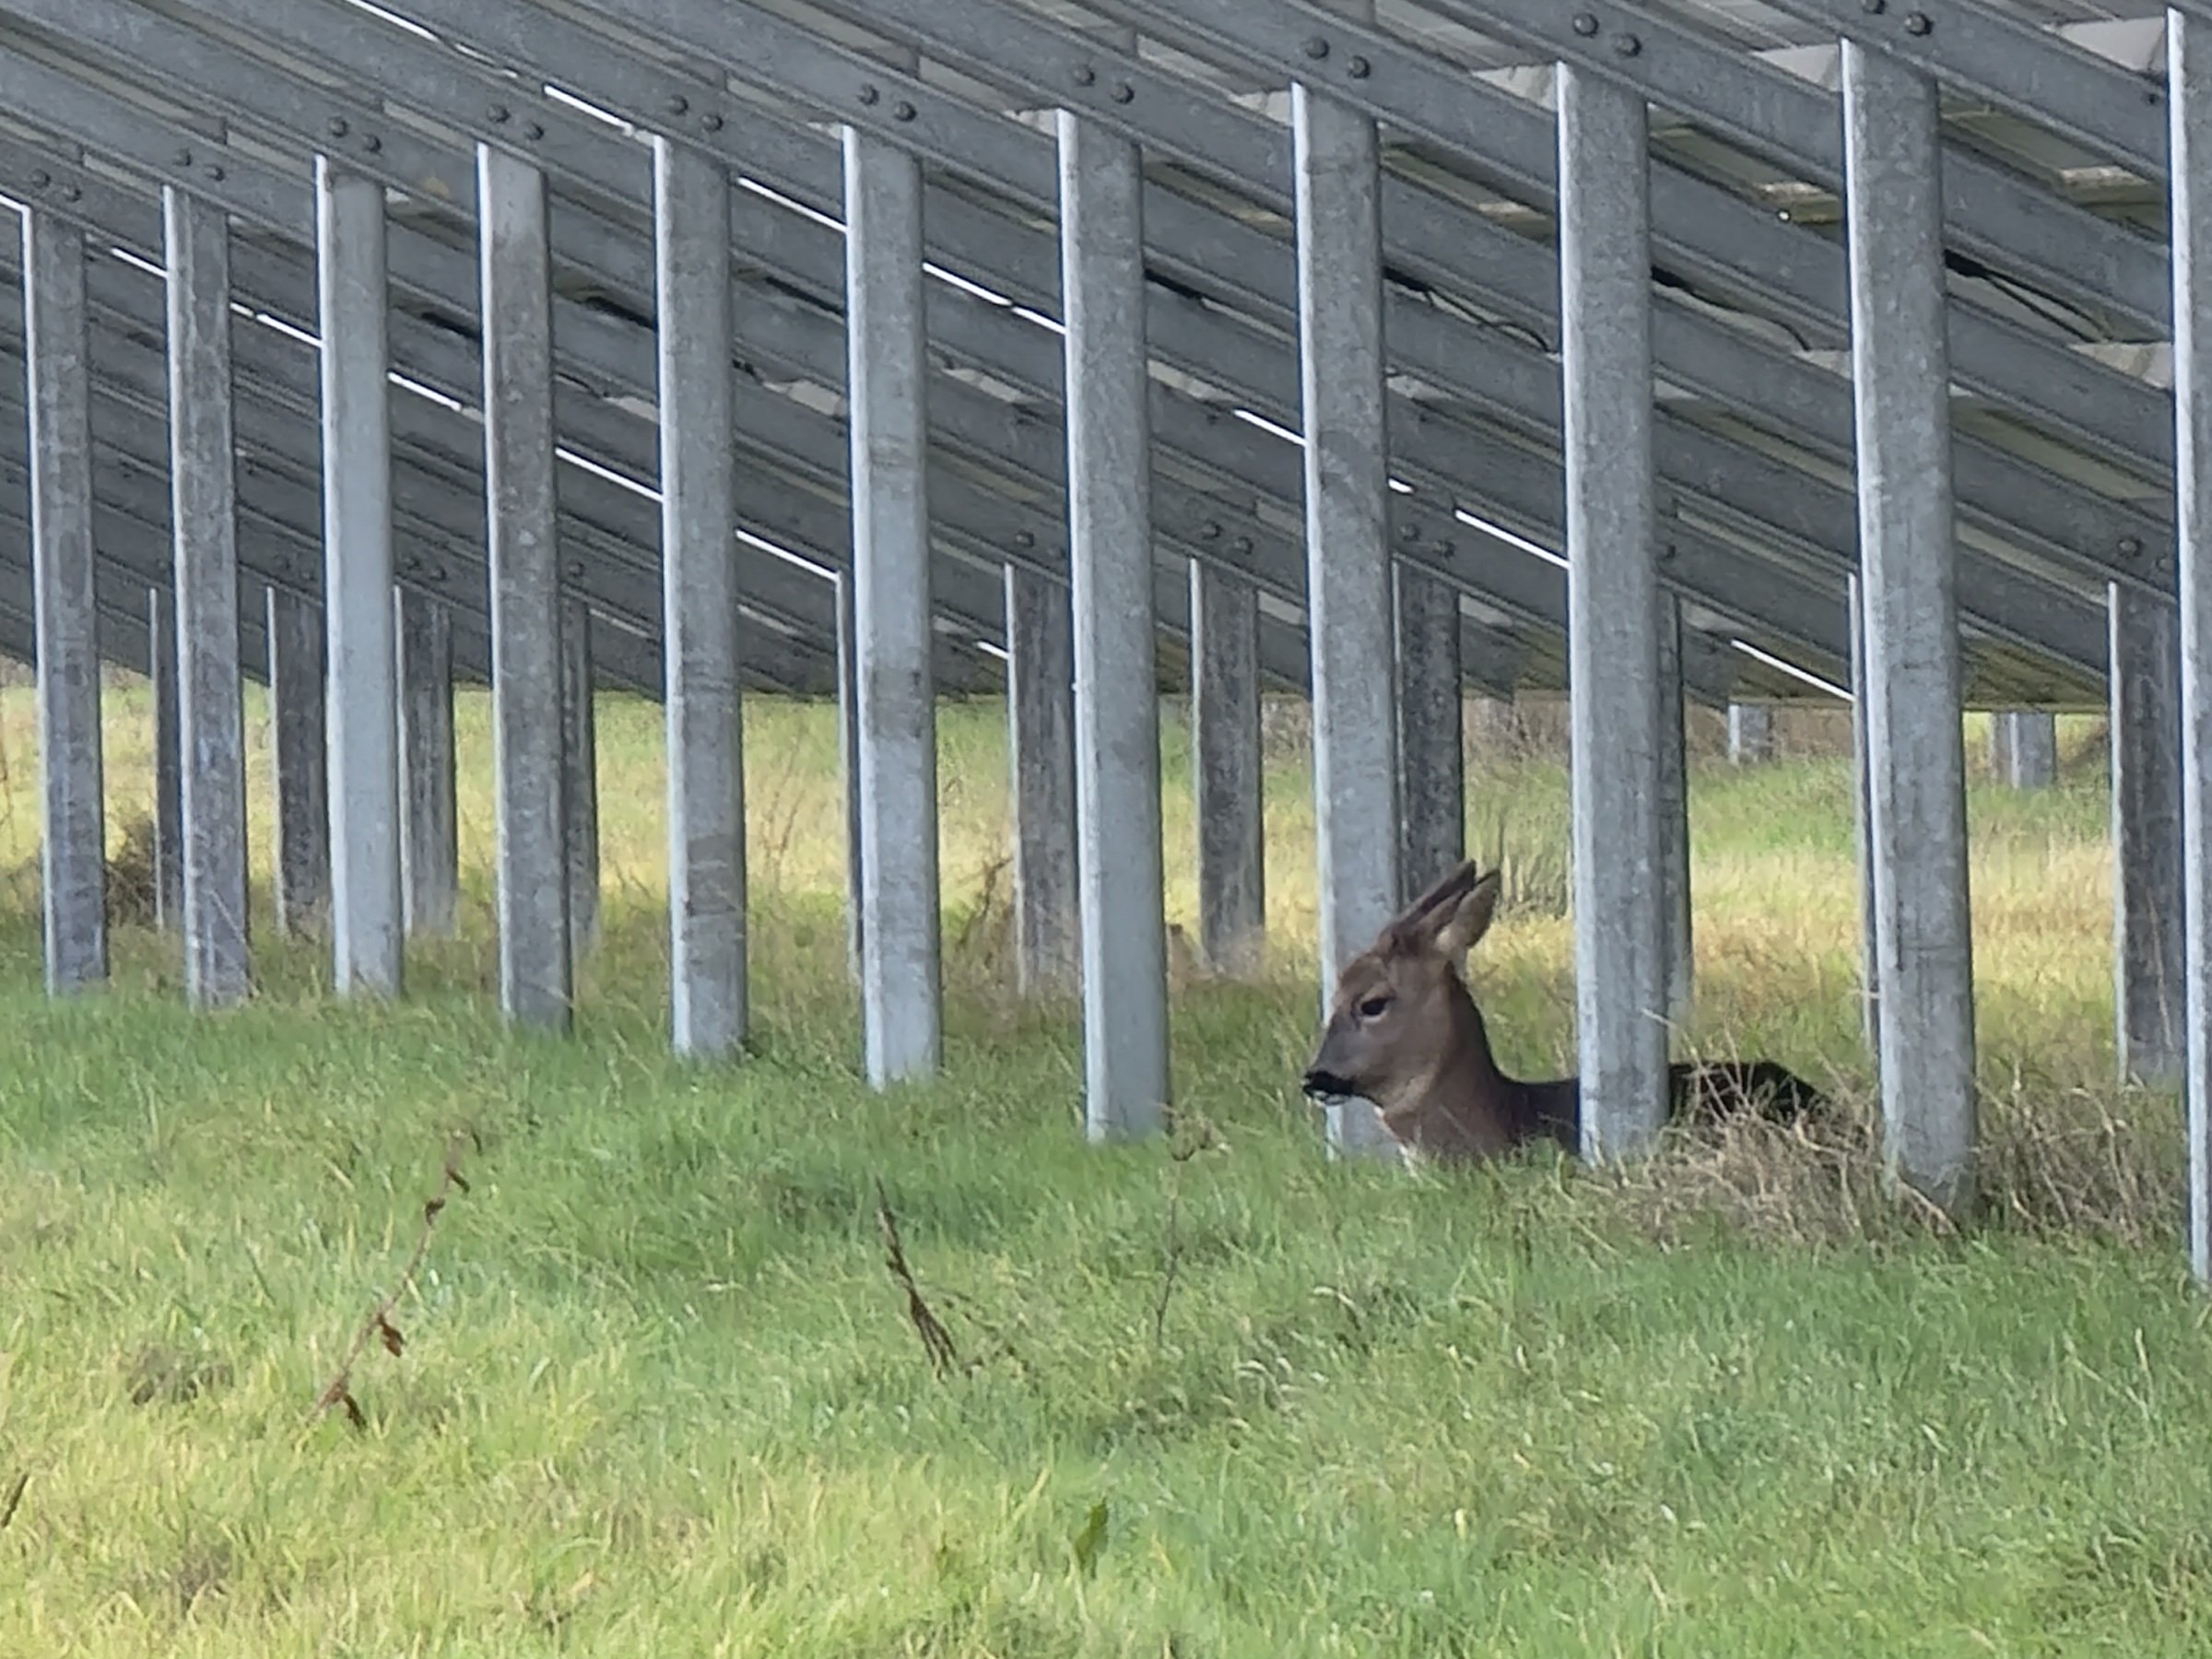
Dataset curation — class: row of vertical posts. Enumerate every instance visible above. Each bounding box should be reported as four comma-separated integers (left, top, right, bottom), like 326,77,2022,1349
11,13,2208,1283
19,151,595,1019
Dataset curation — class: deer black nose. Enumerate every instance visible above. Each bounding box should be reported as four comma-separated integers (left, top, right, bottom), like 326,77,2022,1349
1301,1066,1354,1100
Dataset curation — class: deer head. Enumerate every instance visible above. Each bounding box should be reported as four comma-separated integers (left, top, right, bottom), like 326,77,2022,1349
1301,861,1503,1123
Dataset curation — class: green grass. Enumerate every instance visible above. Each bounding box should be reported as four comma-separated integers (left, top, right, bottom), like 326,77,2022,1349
1,686,2207,1654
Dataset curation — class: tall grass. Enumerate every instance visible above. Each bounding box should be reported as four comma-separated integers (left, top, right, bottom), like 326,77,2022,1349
1,682,2206,1655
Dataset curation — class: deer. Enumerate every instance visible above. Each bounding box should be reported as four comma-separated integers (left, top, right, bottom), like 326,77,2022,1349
1300,859,1828,1165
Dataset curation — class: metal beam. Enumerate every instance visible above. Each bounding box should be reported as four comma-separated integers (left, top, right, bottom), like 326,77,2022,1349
1993,710,2058,789
335,0,1860,677
0,104,1018,689
229,0,2069,681
1403,0,2173,343
1732,0,2165,184
747,0,2175,561
0,13,1335,674
1729,702,1777,766
0,267,840,698
150,583,182,928
1849,573,1879,1064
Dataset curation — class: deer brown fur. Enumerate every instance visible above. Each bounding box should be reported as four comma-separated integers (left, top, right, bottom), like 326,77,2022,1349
1300,860,1826,1163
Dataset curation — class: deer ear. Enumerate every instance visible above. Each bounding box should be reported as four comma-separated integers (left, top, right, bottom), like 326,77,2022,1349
1371,858,1480,958
1433,870,1501,960
1383,858,1480,937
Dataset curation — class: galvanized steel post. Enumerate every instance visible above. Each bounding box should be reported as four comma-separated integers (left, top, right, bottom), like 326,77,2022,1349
266,583,330,937
2170,6,2212,1281
1006,563,1078,996
843,124,942,1087
1558,65,1669,1159
149,584,183,932
654,133,748,1058
1294,6,1402,1159
1191,560,1265,976
316,157,403,994
1842,41,1978,1217
23,206,106,993
1055,106,1169,1136
2109,581,2184,1088
477,142,573,1031
164,184,252,1008
1059,100,1171,1140
1655,592,1693,1030
834,570,865,986
561,596,601,959
1994,710,2057,788
395,590,458,940
1394,564,1464,907
1849,573,1881,1065
1727,703,1776,765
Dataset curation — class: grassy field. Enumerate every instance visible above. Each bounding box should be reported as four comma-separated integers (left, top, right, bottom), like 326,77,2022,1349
2,682,2209,1655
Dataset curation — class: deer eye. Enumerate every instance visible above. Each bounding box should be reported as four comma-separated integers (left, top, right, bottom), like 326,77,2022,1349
1357,994,1394,1020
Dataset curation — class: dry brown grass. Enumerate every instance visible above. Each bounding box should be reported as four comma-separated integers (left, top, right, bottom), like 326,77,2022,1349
1589,1082,2179,1252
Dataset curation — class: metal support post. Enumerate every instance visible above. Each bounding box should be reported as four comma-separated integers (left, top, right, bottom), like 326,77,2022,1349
396,590,458,939
843,124,942,1085
1192,560,1265,976
1559,65,1668,1159
23,206,106,991
1059,102,1170,1140
317,157,402,992
1844,43,1979,1217
165,184,252,1007
654,133,748,1056
266,583,330,937
1394,563,1464,905
1295,17,1401,1158
1006,562,1078,995
477,143,572,1030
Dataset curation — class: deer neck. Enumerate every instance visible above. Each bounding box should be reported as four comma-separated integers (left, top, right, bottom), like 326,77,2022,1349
1373,1000,1523,1161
